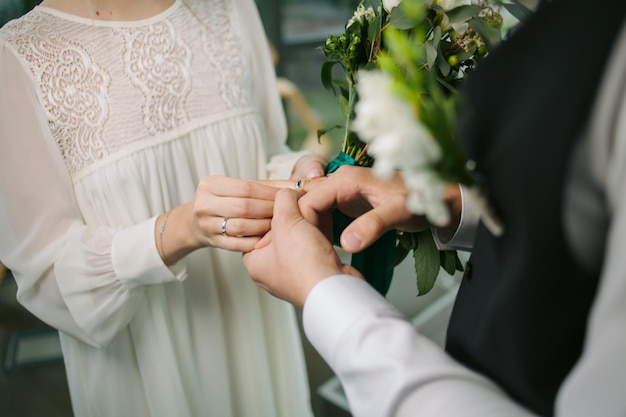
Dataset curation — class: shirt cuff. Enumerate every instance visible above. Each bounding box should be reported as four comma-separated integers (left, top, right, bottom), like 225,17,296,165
432,184,479,251
303,274,403,364
112,217,187,289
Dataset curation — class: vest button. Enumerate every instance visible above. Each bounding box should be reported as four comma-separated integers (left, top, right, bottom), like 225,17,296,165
465,261,473,281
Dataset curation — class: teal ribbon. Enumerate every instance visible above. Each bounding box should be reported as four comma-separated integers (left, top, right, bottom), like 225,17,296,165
326,152,396,296
326,151,356,175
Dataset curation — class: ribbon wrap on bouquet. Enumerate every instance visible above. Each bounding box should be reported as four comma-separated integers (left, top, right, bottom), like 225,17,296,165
326,152,396,295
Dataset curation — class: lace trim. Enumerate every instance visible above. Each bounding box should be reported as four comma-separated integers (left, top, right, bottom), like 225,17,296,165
116,20,192,136
183,0,245,109
2,12,111,174
1,0,248,177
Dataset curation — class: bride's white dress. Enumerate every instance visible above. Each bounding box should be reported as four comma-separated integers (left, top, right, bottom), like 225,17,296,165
0,0,313,416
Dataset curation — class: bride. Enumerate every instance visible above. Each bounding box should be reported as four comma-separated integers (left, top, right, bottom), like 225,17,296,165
0,0,325,415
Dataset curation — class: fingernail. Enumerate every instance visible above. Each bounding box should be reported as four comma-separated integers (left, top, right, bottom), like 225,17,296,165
341,232,363,252
307,168,324,179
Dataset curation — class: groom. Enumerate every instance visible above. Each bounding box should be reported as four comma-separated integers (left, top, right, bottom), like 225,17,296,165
243,0,626,415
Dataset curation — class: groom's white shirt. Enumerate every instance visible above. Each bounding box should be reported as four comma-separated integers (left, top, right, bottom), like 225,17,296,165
303,22,626,417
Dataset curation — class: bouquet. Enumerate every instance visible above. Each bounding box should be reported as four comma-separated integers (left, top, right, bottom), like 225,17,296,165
319,0,530,295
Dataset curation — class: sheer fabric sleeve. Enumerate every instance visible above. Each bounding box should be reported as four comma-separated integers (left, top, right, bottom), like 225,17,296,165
0,40,182,348
234,0,313,180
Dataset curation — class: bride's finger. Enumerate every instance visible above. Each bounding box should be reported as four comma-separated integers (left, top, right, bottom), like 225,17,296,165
218,217,271,238
252,230,272,250
250,177,324,191
199,176,280,200
195,194,275,220
220,235,264,253
246,179,298,189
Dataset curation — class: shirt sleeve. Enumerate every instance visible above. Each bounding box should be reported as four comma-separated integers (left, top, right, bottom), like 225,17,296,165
303,275,534,417
432,184,479,251
0,40,183,348
554,22,626,417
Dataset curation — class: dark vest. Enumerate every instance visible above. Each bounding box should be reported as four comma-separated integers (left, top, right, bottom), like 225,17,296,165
445,0,626,415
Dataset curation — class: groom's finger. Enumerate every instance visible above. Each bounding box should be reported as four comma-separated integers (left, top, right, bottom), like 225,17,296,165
298,179,342,225
339,196,405,253
274,188,305,226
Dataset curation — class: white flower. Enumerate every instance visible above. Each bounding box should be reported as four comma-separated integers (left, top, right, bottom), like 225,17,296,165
403,170,449,226
352,70,448,225
382,0,402,13
435,0,471,10
352,71,415,145
347,5,378,28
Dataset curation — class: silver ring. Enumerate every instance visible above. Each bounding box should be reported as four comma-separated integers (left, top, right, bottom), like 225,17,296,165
221,218,229,236
295,179,302,189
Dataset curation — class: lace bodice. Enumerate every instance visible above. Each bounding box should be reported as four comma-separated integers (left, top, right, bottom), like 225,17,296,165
0,0,250,177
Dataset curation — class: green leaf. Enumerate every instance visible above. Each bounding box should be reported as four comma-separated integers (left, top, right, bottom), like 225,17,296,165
455,254,465,271
389,7,415,30
321,61,339,95
317,125,342,140
336,82,350,101
413,231,440,296
390,0,425,30
431,25,442,50
502,1,533,22
391,243,411,268
396,230,418,250
469,17,502,50
346,19,363,36
445,5,481,23
435,48,451,77
367,13,383,44
425,41,437,69
338,94,351,120
454,44,476,65
439,250,458,275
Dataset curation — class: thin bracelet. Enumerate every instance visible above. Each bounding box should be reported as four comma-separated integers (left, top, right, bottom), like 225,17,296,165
158,211,172,266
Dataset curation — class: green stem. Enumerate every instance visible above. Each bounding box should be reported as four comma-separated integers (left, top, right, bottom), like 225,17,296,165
342,80,357,153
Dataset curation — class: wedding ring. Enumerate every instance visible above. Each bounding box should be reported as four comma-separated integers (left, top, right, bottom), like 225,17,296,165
295,179,303,189
221,218,229,236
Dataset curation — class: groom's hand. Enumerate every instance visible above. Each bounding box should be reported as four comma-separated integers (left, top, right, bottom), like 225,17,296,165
298,165,429,253
242,188,362,309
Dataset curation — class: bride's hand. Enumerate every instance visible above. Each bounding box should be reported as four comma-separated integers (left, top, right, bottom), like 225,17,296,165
189,176,281,252
290,153,327,181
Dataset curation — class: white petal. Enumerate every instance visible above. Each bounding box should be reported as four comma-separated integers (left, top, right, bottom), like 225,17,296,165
383,0,402,12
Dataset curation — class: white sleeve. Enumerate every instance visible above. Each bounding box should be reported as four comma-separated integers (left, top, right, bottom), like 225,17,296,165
234,0,312,179
303,275,534,417
234,0,314,180
432,184,479,251
0,40,183,348
554,23,626,417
